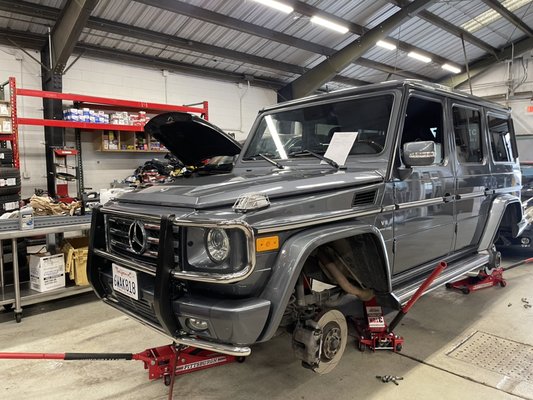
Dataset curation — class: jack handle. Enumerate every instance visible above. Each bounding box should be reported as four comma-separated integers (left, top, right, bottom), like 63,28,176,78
388,261,447,333
503,257,533,272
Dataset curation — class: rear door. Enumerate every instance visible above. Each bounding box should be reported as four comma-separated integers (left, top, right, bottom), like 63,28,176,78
450,103,492,251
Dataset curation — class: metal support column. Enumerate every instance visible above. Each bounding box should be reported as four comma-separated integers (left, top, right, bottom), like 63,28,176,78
41,47,65,197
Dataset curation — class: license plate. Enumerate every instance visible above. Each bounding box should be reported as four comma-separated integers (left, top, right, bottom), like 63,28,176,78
112,263,139,300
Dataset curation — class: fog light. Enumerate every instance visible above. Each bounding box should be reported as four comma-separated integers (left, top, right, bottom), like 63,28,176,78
521,237,531,246
186,318,209,331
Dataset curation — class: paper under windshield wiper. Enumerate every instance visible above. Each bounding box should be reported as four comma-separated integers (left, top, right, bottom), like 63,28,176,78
288,150,341,170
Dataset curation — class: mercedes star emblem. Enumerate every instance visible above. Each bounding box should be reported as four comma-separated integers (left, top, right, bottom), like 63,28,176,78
128,220,147,254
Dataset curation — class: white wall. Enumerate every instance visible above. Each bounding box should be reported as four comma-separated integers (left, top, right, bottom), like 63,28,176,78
463,56,533,136
0,46,45,197
0,44,276,197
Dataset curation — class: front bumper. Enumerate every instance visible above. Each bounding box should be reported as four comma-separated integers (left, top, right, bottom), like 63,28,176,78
87,209,270,356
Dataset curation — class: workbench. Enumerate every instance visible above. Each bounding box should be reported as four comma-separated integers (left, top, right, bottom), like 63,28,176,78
0,214,93,322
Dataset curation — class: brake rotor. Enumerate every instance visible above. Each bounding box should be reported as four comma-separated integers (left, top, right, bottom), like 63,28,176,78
313,309,347,374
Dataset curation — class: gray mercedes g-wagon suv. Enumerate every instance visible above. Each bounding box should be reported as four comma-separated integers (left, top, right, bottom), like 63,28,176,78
88,80,524,373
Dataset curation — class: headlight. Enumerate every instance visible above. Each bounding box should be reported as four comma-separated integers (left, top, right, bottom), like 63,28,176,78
205,228,230,263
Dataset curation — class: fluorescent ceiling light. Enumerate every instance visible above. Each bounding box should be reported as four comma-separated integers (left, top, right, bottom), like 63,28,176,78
462,0,532,33
408,51,432,63
442,64,461,74
310,16,349,34
376,40,397,51
252,0,293,14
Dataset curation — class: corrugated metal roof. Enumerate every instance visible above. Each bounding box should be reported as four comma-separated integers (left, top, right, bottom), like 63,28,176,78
4,0,533,93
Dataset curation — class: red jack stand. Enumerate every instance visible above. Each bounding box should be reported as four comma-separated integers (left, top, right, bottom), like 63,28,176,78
445,267,505,294
446,256,533,295
134,344,242,386
356,298,405,352
356,261,447,352
0,343,244,400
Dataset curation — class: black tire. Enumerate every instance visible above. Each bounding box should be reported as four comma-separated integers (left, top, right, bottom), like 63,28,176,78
461,288,470,295
358,342,366,352
15,312,22,323
0,193,20,214
0,168,21,195
445,283,452,289
395,344,403,352
0,149,13,166
500,281,507,287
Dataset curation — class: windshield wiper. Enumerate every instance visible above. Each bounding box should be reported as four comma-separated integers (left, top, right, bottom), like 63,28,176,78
248,153,284,169
288,150,342,170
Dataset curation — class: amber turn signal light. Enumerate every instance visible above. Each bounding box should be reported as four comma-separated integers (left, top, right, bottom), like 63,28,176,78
256,236,279,252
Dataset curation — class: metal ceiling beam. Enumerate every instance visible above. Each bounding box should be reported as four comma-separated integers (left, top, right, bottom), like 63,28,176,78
0,0,57,19
440,35,533,88
355,58,427,80
0,0,370,87
289,1,451,67
480,0,533,38
135,0,333,55
0,28,46,50
133,0,426,81
50,0,99,73
75,43,286,89
390,0,498,56
279,0,437,100
0,28,286,90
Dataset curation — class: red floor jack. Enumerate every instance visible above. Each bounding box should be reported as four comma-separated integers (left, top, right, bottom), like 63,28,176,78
0,343,244,400
357,261,447,352
446,257,533,294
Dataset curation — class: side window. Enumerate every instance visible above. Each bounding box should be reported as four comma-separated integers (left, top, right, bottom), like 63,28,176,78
452,106,483,164
488,115,514,162
401,96,444,163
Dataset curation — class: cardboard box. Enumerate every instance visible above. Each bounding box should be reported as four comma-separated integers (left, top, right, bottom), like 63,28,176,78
30,253,65,292
62,237,89,286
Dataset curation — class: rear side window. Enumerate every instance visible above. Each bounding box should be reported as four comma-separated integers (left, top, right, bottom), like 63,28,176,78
453,106,483,163
488,115,514,162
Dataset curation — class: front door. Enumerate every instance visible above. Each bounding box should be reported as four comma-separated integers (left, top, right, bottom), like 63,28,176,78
393,94,455,275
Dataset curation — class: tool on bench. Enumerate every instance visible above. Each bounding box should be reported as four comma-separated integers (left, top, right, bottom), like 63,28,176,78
0,343,244,400
446,257,533,295
356,261,447,352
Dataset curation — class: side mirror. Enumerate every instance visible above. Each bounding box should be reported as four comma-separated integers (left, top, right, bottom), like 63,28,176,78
402,141,436,167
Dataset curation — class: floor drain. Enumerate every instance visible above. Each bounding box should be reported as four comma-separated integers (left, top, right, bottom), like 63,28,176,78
447,331,533,382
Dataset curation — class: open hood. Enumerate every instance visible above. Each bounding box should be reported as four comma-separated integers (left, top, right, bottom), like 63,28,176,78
144,112,241,166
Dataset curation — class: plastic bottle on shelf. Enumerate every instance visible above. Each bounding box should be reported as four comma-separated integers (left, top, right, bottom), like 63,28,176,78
19,206,34,230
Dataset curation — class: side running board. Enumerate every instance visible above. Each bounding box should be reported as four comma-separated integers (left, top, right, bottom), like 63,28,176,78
392,253,490,304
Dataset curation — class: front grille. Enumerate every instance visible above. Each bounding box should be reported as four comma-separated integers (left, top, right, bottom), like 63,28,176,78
114,292,160,326
107,216,161,265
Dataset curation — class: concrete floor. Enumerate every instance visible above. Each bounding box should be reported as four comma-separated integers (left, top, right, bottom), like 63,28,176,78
0,250,532,400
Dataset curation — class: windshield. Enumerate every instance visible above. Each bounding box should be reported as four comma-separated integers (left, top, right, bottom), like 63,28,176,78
243,94,394,160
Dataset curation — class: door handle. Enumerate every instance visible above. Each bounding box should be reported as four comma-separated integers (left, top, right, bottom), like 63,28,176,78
443,193,453,203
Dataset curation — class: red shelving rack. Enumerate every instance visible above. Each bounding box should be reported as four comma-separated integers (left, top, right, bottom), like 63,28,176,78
5,76,209,195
